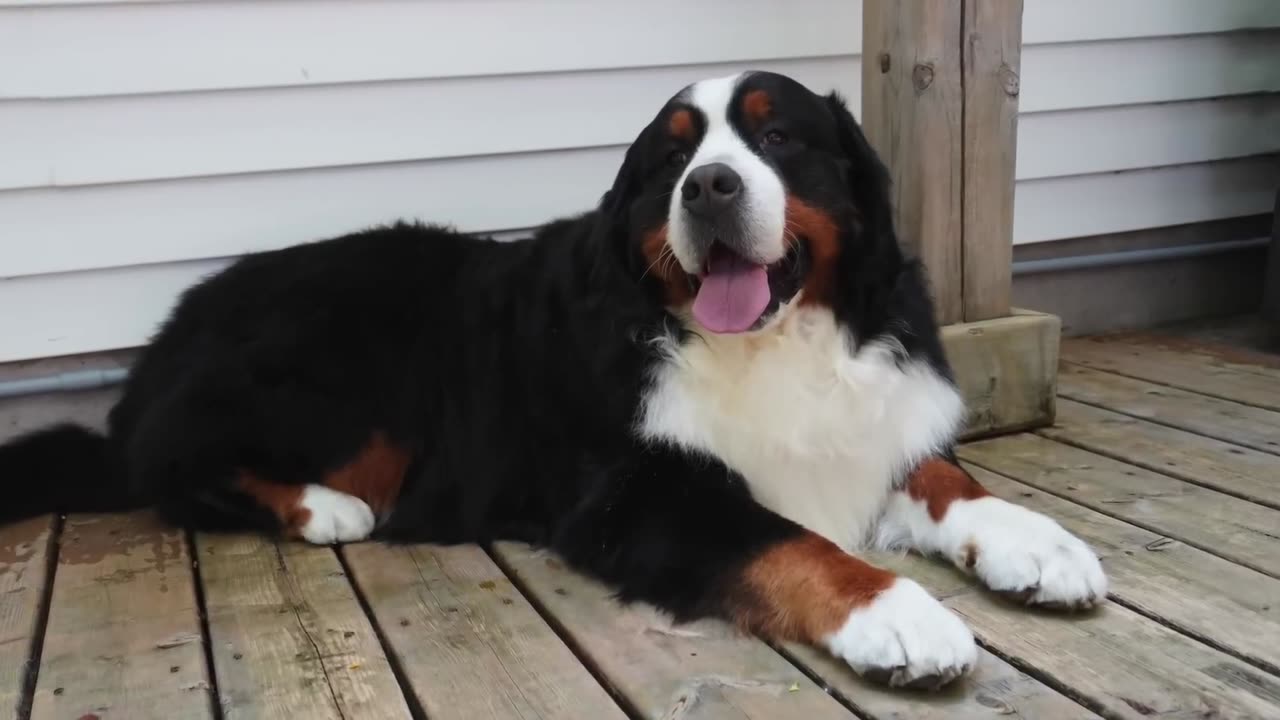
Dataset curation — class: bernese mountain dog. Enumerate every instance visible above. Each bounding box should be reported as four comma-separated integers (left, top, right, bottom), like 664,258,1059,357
0,71,1105,690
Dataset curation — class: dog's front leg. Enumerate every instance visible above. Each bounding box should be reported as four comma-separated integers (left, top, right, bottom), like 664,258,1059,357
875,453,1107,610
551,446,976,689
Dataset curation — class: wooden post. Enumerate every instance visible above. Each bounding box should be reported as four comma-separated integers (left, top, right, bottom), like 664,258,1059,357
962,0,1023,321
861,0,965,325
864,0,1056,438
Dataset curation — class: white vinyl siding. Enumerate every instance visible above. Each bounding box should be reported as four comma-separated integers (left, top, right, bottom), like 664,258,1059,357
1,0,1278,361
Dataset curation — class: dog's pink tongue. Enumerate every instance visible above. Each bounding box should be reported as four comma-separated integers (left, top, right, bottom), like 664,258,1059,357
692,245,771,333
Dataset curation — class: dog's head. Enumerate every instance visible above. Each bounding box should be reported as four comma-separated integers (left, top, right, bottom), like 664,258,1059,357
600,71,899,334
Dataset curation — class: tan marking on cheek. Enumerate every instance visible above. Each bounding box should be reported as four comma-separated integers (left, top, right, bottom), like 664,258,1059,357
906,458,992,522
322,432,410,519
668,109,695,142
784,196,842,307
641,223,693,305
742,89,772,130
235,473,311,537
733,533,896,643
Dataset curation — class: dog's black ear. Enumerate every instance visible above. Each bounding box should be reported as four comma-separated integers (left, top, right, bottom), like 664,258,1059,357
823,91,908,327
824,91,895,244
591,139,647,281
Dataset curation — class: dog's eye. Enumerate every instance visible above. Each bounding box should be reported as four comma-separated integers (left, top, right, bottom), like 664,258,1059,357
667,150,690,167
761,130,788,147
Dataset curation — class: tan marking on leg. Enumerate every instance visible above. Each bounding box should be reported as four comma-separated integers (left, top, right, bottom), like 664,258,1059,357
905,458,991,522
734,532,896,644
235,473,310,537
322,432,410,519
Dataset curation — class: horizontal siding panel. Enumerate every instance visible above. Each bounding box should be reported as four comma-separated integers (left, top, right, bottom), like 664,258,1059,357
1020,32,1280,112
0,0,861,99
0,258,230,363
0,57,859,191
1018,95,1280,179
1023,0,1280,44
1013,155,1280,244
0,145,625,278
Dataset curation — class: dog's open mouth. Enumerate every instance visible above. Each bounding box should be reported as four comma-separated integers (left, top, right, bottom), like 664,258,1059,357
690,241,806,333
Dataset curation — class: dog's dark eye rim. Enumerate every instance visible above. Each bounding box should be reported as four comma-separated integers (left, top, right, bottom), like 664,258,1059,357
666,149,690,167
762,129,789,147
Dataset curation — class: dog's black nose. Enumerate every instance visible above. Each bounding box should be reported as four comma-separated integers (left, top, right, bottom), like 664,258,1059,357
681,163,742,217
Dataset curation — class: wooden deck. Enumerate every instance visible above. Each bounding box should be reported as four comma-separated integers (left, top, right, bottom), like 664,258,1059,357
3,321,1280,719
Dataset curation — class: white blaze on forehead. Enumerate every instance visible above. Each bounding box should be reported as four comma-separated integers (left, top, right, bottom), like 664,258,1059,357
667,73,788,273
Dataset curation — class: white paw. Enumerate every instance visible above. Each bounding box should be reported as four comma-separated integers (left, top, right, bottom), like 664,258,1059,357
298,485,375,545
951,497,1107,609
826,578,976,690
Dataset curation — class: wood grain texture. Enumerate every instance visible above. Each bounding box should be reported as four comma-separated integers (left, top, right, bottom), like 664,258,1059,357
29,512,212,720
0,515,56,719
960,433,1280,578
343,541,624,720
196,533,411,720
1042,398,1280,509
868,552,1280,720
961,0,1022,321
862,0,964,324
942,311,1060,438
492,542,855,720
1061,335,1280,411
1057,362,1280,455
966,464,1280,675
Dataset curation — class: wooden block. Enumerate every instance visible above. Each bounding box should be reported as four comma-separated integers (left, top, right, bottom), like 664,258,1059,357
1043,399,1280,510
967,463,1280,675
961,433,1280,578
0,515,56,719
491,542,855,720
943,310,1060,438
343,542,624,720
196,533,412,719
863,0,965,325
1062,335,1280,411
1057,362,1280,455
29,512,212,720
961,0,1023,322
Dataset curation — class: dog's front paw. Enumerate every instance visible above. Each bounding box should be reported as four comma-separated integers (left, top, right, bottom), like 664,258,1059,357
825,578,976,690
952,498,1107,610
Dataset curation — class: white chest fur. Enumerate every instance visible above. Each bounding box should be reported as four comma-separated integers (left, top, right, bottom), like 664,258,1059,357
638,307,966,549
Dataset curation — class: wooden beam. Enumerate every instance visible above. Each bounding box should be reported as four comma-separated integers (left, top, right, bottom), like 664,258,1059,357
962,0,1022,321
862,0,965,325
862,0,1025,324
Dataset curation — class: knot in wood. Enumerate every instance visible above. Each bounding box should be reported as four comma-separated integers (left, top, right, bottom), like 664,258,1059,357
999,64,1020,97
878,53,891,73
912,63,934,91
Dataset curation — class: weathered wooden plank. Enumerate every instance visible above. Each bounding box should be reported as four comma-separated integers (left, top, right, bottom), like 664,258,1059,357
961,0,1022,322
343,541,623,720
1058,363,1280,456
862,0,964,324
943,310,1060,438
196,533,411,719
0,515,56,719
1043,398,1280,510
960,433,1280,578
492,541,855,720
966,463,1280,675
885,549,1280,720
780,643,1098,719
1062,335,1280,411
29,512,212,720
